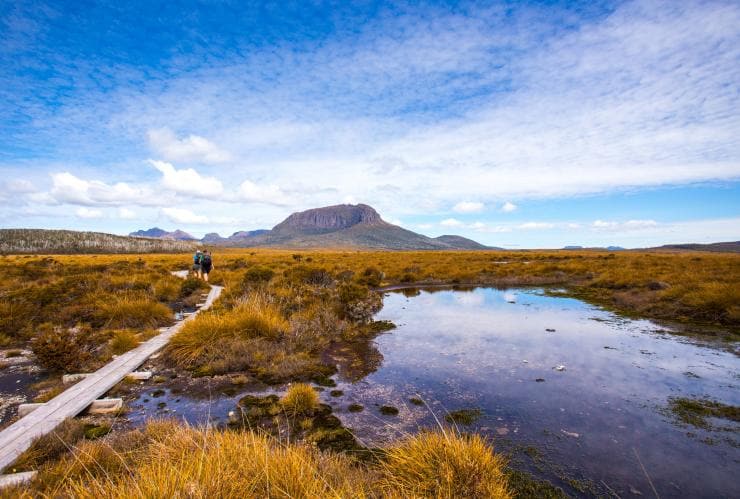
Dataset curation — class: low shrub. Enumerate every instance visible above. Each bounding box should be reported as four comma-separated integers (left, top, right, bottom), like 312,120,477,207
243,266,275,285
31,324,104,372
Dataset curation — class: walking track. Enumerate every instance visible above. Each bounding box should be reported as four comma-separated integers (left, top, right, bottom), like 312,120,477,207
0,272,222,471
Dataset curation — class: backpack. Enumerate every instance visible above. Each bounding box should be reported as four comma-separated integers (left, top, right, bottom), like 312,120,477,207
202,254,212,266
193,253,201,264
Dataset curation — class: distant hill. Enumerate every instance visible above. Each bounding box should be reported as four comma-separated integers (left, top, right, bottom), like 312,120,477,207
129,227,196,240
434,235,496,250
650,241,740,253
0,229,196,254
130,204,493,250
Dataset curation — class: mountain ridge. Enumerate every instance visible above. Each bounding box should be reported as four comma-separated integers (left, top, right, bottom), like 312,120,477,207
132,204,493,250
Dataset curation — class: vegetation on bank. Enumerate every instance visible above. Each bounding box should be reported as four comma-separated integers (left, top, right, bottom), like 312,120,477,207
4,419,511,498
0,256,208,374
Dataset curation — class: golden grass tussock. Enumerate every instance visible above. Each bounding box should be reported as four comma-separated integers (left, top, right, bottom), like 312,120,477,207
167,293,289,368
280,383,320,416
96,294,173,329
380,430,511,499
14,421,511,499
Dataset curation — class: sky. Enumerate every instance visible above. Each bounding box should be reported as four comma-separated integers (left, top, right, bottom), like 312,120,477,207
1,0,739,248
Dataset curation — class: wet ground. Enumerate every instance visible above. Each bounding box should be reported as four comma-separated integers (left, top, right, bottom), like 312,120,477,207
121,287,739,498
0,350,43,427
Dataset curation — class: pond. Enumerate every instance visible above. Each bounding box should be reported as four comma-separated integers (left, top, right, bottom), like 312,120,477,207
124,287,739,498
326,287,739,498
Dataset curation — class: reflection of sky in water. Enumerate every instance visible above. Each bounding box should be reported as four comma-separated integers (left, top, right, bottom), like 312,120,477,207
329,288,739,499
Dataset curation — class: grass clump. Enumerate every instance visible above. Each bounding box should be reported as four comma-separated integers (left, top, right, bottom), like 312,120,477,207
380,429,511,498
280,383,320,416
667,397,740,429
109,329,140,355
5,418,86,473
167,293,289,369
14,422,511,499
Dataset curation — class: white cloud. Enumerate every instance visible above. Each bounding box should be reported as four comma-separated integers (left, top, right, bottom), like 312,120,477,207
440,218,463,227
148,128,230,164
416,223,433,230
501,202,517,213
161,207,209,224
75,207,103,219
149,160,223,199
237,180,291,205
118,207,136,219
453,201,484,213
48,172,161,207
517,222,555,230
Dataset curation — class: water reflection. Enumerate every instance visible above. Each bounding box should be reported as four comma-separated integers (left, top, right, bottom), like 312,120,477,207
328,288,739,499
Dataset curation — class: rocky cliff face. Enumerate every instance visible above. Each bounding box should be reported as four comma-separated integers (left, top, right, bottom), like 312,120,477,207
272,204,385,234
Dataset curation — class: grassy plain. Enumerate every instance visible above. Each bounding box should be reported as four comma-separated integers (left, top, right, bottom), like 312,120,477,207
1,248,738,497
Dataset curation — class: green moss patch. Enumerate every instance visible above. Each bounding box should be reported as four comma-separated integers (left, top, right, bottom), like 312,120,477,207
667,397,740,429
445,408,483,425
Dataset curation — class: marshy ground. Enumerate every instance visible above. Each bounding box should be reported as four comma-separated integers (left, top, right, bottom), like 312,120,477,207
0,249,737,497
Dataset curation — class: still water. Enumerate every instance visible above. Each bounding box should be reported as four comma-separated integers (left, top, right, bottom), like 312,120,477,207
327,288,739,498
125,287,738,498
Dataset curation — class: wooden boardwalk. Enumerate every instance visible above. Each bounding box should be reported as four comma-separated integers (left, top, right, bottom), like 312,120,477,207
0,277,222,472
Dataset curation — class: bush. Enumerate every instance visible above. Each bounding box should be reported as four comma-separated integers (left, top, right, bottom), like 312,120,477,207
31,324,103,372
280,383,320,416
243,266,275,285
357,266,383,287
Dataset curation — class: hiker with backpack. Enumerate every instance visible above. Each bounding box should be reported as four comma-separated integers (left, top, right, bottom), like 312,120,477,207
192,250,203,278
201,250,214,282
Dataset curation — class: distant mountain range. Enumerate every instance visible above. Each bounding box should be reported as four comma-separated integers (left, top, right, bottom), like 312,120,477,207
129,227,197,240
131,204,495,250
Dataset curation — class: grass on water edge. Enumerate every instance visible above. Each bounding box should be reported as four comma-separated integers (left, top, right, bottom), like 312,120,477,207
4,419,512,499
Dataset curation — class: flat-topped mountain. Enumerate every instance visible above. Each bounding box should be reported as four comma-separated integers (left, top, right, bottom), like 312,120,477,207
273,204,383,235
245,204,490,250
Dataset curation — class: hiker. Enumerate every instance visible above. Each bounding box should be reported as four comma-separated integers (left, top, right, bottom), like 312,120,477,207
201,249,214,282
192,250,203,279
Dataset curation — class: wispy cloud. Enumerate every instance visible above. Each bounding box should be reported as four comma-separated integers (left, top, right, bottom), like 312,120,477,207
161,207,208,224
453,201,484,213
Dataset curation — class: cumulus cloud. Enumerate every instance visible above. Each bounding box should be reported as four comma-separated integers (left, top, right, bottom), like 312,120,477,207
161,207,209,224
453,201,484,213
148,128,230,164
501,202,517,213
149,160,223,199
48,172,161,207
75,207,103,219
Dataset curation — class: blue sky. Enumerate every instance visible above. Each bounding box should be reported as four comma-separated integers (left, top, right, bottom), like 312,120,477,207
1,0,739,248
